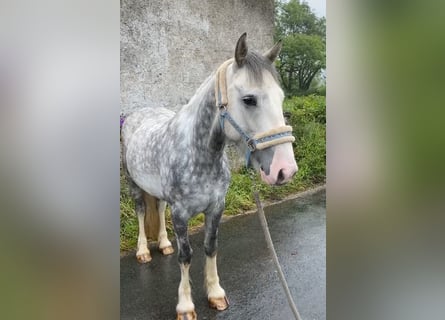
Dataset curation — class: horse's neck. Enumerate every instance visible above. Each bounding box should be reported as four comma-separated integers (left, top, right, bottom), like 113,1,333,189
174,74,225,159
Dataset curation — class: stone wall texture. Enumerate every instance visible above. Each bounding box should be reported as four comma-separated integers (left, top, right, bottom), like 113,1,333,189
121,0,275,115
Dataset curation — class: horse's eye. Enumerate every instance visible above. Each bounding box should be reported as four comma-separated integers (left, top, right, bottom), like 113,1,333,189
242,96,257,107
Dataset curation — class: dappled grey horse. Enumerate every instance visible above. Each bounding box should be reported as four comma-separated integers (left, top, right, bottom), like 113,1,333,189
121,33,298,320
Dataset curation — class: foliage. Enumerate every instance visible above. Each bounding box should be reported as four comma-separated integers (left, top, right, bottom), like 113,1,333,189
224,170,254,215
284,95,326,184
284,94,326,125
295,121,325,183
120,170,137,251
275,0,326,96
119,96,326,251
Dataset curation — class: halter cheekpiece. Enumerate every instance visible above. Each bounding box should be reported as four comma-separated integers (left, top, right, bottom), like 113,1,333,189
214,59,295,167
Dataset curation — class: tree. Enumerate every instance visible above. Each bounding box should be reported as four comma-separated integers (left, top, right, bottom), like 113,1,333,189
275,0,326,96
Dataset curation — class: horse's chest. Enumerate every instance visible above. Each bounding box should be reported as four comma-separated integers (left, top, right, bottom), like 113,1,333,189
167,167,230,212
181,182,227,213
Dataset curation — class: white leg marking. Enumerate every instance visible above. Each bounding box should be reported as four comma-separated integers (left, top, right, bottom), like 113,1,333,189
157,201,173,250
176,264,195,313
136,213,151,262
205,255,226,299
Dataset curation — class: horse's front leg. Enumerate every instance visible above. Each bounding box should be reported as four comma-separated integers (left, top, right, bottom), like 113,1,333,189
172,208,197,320
204,203,229,311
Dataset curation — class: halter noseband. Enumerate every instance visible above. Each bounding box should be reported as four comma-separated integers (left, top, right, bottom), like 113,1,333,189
214,59,295,167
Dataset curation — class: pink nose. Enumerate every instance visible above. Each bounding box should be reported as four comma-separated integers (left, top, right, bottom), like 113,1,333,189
260,163,298,185
275,166,297,185
259,144,298,185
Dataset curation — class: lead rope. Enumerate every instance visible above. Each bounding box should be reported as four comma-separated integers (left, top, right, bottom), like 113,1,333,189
249,169,303,320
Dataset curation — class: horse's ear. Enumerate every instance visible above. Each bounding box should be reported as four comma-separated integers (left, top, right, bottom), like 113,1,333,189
263,40,282,63
235,32,248,67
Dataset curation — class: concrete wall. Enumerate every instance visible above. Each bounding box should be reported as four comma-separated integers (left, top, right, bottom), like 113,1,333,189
121,0,275,115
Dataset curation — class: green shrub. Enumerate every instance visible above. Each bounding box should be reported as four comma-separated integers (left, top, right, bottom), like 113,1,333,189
294,121,326,183
120,170,137,251
224,170,254,215
284,95,326,125
285,95,326,184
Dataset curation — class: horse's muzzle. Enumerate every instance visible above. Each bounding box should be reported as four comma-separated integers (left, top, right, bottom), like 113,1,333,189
259,144,298,185
260,165,297,185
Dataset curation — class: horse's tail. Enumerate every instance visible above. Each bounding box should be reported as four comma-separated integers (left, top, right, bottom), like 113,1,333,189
143,193,160,240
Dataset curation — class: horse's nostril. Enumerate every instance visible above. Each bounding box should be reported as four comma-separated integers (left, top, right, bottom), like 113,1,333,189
276,169,285,184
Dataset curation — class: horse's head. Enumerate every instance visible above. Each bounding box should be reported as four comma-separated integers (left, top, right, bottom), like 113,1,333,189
219,33,298,185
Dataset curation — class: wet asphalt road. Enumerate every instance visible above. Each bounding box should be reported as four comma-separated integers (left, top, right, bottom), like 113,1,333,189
121,188,326,320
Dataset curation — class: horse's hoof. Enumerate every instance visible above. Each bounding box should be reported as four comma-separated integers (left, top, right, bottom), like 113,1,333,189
136,252,152,263
160,245,174,256
176,310,197,320
208,296,229,311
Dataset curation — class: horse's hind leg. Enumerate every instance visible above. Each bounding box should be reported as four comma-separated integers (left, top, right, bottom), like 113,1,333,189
136,200,152,263
127,180,152,263
143,195,174,256
157,200,174,255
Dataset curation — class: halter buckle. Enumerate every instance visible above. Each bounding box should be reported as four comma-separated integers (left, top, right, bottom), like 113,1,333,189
246,138,256,152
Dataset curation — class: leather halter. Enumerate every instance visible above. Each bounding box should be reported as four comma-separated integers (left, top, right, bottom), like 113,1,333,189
214,59,295,166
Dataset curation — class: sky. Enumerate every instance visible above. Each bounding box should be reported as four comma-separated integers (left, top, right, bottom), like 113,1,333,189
303,0,326,18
